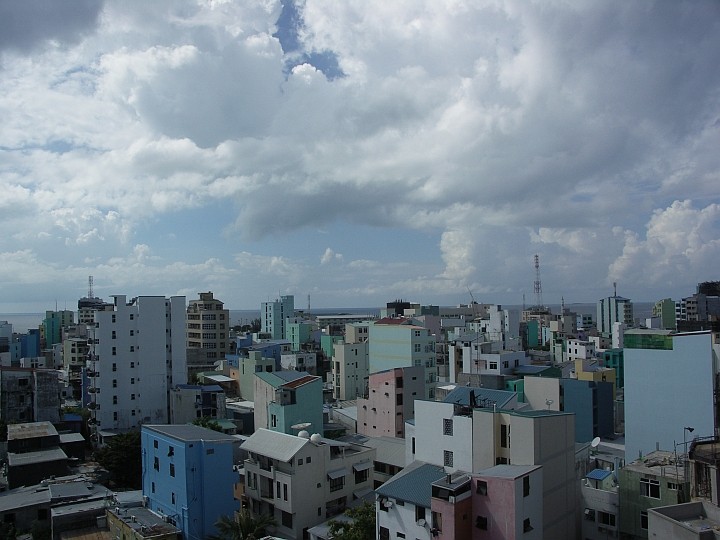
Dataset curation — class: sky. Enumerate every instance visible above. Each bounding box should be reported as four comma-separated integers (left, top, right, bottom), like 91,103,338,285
1,0,719,312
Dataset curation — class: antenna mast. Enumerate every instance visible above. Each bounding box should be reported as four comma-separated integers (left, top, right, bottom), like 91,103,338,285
88,275,94,298
533,254,544,309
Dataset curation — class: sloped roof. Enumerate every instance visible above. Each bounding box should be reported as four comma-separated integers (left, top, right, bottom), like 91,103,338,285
241,428,309,462
587,469,613,481
375,461,446,508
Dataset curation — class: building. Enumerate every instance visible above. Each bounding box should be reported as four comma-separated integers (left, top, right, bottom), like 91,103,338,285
652,298,677,330
87,295,187,440
0,367,61,424
186,292,230,368
406,400,577,539
107,506,182,540
619,450,687,540
254,371,323,435
42,310,74,348
141,424,240,540
169,384,226,424
623,330,717,462
242,428,375,539
375,461,447,540
63,336,89,401
369,318,437,399
237,351,276,400
597,292,633,336
330,340,369,401
581,468,620,540
6,422,69,489
356,366,425,438
261,295,295,340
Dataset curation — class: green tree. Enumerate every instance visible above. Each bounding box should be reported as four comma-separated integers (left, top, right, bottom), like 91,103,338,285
208,510,276,540
94,430,142,489
327,502,375,540
192,417,223,432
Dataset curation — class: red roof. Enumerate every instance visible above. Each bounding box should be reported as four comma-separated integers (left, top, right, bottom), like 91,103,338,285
375,317,411,325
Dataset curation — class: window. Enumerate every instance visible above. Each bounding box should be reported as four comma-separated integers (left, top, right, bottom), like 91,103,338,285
667,482,678,490
640,477,660,499
523,518,533,532
396,533,405,539
416,506,426,522
329,476,344,492
489,362,497,369
130,346,134,352
151,482,155,493
131,394,135,400
306,456,311,464
112,395,118,405
523,475,530,497
113,411,118,421
112,363,117,372
443,450,454,467
298,458,303,466
598,511,615,527
171,492,175,504
640,511,648,530
112,347,116,355
281,511,292,528
396,393,403,406
584,508,595,521
443,418,453,436
112,331,116,339
271,414,277,428
154,457,159,471
500,424,509,448
170,463,175,477
130,362,135,368
355,469,369,484
379,527,390,540
113,379,117,388
414,344,421,353
476,516,488,530
168,447,174,457
131,409,135,416
412,437,416,454
476,481,488,495
283,484,288,501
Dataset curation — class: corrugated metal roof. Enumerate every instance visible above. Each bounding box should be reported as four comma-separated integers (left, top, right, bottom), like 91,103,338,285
241,428,309,462
375,461,446,508
586,469,613,481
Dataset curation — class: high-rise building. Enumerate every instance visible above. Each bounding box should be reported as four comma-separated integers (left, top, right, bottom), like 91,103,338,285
597,290,633,336
261,295,294,340
186,292,230,374
87,295,186,441
42,310,74,347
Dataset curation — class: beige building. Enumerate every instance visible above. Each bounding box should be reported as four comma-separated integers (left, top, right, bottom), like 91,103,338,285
186,292,230,365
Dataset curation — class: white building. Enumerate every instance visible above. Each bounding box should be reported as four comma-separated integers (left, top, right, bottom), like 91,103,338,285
406,399,577,539
241,428,375,539
261,295,294,340
597,294,633,336
330,341,369,401
281,352,317,373
88,295,187,439
566,339,596,363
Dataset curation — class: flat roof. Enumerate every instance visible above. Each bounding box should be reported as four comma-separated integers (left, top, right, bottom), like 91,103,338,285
8,421,58,440
143,424,237,442
478,464,541,479
8,447,68,466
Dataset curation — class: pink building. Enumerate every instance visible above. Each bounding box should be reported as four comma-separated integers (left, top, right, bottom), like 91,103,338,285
429,465,543,540
357,365,424,438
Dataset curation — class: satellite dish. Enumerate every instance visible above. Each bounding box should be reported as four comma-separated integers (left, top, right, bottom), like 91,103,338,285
591,437,601,448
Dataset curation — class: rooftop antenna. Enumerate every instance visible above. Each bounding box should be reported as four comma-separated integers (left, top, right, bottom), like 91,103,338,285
522,293,526,311
613,281,617,297
88,275,94,298
307,294,311,314
533,254,544,309
561,296,565,313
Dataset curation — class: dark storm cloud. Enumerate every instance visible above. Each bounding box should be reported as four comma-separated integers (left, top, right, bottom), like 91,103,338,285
0,0,104,53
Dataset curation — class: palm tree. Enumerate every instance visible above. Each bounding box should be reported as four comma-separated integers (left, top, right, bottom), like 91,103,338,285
208,510,276,540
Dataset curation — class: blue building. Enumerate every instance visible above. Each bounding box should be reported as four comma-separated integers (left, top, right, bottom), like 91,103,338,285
20,329,41,358
560,378,614,443
141,424,240,540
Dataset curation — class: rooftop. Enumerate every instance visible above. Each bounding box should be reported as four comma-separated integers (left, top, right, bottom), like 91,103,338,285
375,461,446,508
443,386,517,410
478,464,541,479
7,447,68,467
143,424,237,443
8,421,58,440
624,450,685,480
241,428,309,462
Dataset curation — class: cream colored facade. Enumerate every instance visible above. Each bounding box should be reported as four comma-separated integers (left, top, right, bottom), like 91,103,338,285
186,292,230,363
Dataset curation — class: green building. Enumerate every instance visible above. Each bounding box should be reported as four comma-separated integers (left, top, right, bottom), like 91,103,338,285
619,450,688,539
602,348,624,388
652,298,677,330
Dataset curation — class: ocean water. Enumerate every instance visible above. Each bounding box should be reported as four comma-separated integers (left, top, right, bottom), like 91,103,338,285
0,303,653,334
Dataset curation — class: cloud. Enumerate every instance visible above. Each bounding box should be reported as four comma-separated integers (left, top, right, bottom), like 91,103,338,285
609,200,720,288
0,0,104,53
320,247,342,265
0,0,719,308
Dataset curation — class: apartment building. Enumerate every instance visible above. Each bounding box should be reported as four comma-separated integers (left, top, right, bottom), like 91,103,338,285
242,428,375,539
87,295,186,439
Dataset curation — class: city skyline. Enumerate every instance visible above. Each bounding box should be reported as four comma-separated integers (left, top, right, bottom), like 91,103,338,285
1,1,719,312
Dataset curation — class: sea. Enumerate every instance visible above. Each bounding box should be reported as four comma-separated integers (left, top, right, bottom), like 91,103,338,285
0,302,653,334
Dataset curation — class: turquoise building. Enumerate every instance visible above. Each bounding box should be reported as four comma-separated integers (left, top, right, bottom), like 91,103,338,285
255,371,324,435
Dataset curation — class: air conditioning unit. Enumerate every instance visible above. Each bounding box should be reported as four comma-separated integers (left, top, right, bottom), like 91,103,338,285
142,495,149,506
